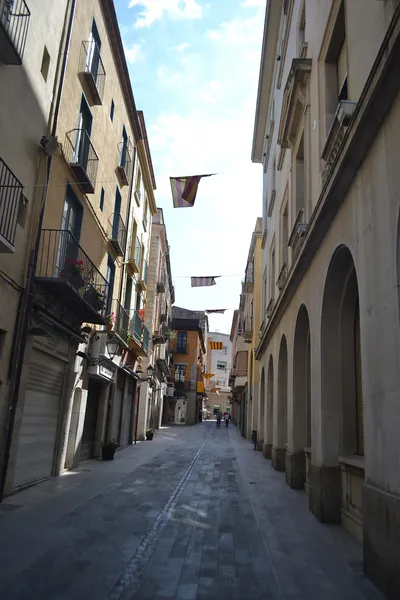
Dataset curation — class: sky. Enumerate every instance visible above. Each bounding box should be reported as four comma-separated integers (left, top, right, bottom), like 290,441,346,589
114,0,266,334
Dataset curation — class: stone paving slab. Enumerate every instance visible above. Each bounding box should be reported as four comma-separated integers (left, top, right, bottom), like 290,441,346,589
0,421,386,600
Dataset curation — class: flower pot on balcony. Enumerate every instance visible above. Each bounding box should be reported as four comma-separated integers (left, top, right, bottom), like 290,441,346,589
84,285,104,311
104,323,113,333
61,270,84,290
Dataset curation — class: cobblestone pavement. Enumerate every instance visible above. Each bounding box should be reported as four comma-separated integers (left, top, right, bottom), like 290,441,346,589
0,422,384,600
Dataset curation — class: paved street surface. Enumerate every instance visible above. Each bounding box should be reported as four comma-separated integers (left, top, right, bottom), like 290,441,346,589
0,422,384,600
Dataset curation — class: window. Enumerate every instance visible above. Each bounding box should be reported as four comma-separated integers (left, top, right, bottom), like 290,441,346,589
40,46,50,81
143,198,148,231
124,276,132,311
106,256,115,314
110,99,115,121
222,346,227,355
120,126,128,168
177,332,187,353
323,1,347,134
217,361,226,371
99,187,105,212
270,243,276,301
135,170,142,205
281,195,289,267
297,3,306,57
175,364,186,382
294,133,305,218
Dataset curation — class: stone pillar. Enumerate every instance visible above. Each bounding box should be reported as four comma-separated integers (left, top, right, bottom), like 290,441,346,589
285,451,306,489
271,446,285,471
308,462,341,523
262,442,272,459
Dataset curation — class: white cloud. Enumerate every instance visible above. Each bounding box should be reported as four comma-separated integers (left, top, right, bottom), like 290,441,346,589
124,42,144,64
206,16,260,46
129,0,203,29
169,42,191,52
241,0,266,7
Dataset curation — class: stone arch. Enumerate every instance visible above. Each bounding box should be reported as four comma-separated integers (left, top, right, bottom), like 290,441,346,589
264,355,274,458
273,336,288,471
315,245,363,523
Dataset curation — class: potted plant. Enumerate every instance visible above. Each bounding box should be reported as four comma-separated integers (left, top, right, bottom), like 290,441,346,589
101,438,118,460
84,284,105,312
145,428,154,440
60,258,85,289
105,312,115,333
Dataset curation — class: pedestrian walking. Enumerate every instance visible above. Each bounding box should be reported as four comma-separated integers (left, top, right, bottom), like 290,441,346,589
216,410,221,428
225,414,229,427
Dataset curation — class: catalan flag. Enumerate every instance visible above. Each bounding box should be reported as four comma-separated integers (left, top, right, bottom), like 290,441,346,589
191,276,219,287
204,373,215,379
170,174,215,208
205,309,226,314
209,341,223,350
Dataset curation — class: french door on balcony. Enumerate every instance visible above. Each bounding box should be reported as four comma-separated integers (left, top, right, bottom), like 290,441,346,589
112,186,122,241
73,96,93,171
57,188,82,280
86,19,102,85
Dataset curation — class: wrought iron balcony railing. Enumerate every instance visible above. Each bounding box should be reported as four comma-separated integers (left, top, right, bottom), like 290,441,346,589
78,39,106,105
0,0,30,65
108,299,130,344
64,129,99,194
127,309,150,355
0,157,23,252
116,142,133,187
108,213,127,257
35,229,108,325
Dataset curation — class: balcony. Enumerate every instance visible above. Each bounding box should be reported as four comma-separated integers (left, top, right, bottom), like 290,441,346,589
127,309,150,356
157,273,166,294
322,100,357,184
243,271,254,293
108,213,127,257
266,297,275,318
127,236,141,274
137,259,148,291
243,318,253,342
0,157,23,253
288,209,307,259
156,344,170,376
0,0,30,65
78,39,106,105
277,263,287,292
142,212,148,232
107,299,130,345
116,142,133,187
35,229,108,325
64,129,99,194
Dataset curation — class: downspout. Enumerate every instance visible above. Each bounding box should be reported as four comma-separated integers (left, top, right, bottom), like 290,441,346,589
0,0,77,501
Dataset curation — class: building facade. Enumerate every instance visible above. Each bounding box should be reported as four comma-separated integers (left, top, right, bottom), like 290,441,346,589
168,307,208,426
229,307,249,433
252,1,400,597
206,331,232,391
137,207,175,439
2,0,157,495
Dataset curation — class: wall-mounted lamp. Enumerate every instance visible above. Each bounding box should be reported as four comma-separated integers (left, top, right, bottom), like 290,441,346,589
106,336,119,360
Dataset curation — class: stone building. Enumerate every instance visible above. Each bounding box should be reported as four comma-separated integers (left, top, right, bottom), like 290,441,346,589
252,1,400,597
2,0,156,495
168,307,208,426
137,207,175,439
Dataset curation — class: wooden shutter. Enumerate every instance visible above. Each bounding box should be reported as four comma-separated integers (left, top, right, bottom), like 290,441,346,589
354,301,364,454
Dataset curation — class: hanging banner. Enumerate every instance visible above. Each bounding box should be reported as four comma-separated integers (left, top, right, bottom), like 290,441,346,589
209,342,223,350
191,276,219,287
170,174,215,208
205,309,226,314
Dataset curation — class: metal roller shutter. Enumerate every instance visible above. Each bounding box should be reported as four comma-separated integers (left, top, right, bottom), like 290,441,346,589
13,349,66,489
111,374,124,443
354,301,364,455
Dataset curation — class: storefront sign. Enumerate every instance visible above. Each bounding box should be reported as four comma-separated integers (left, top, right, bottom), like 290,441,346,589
88,360,116,381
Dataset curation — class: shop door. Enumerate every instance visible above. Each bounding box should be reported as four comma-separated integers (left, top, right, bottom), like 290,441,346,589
111,374,124,443
121,378,135,446
80,379,101,461
13,349,66,489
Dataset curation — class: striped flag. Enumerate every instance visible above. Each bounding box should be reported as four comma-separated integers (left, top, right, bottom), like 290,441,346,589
205,309,226,314
204,373,215,379
170,174,215,208
209,341,223,350
191,276,219,287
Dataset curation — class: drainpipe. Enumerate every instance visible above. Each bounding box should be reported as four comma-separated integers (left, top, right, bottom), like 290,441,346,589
0,0,77,501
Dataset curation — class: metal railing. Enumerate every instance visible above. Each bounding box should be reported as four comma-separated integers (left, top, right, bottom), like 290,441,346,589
0,0,30,63
142,324,150,353
79,39,106,103
108,213,127,254
117,141,133,183
128,308,150,353
110,299,130,343
36,229,108,317
0,157,23,248
64,129,99,191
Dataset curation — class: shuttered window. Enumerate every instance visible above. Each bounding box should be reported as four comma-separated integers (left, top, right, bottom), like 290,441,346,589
354,301,364,455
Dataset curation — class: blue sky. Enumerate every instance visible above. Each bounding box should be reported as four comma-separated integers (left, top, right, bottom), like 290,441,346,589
114,0,265,333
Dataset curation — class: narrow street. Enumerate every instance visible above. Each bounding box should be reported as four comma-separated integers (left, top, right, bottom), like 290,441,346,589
0,422,383,600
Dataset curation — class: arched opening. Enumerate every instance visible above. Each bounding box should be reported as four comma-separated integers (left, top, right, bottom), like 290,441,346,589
289,305,311,489
264,355,274,458
258,368,265,448
313,245,364,534
273,336,287,471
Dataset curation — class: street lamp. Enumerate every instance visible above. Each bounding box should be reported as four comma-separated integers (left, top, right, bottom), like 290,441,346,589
106,336,119,360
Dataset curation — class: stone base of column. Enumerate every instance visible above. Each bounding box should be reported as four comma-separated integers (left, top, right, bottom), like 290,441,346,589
256,440,263,451
262,443,272,459
271,446,285,471
363,482,400,600
308,462,341,523
285,451,306,489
